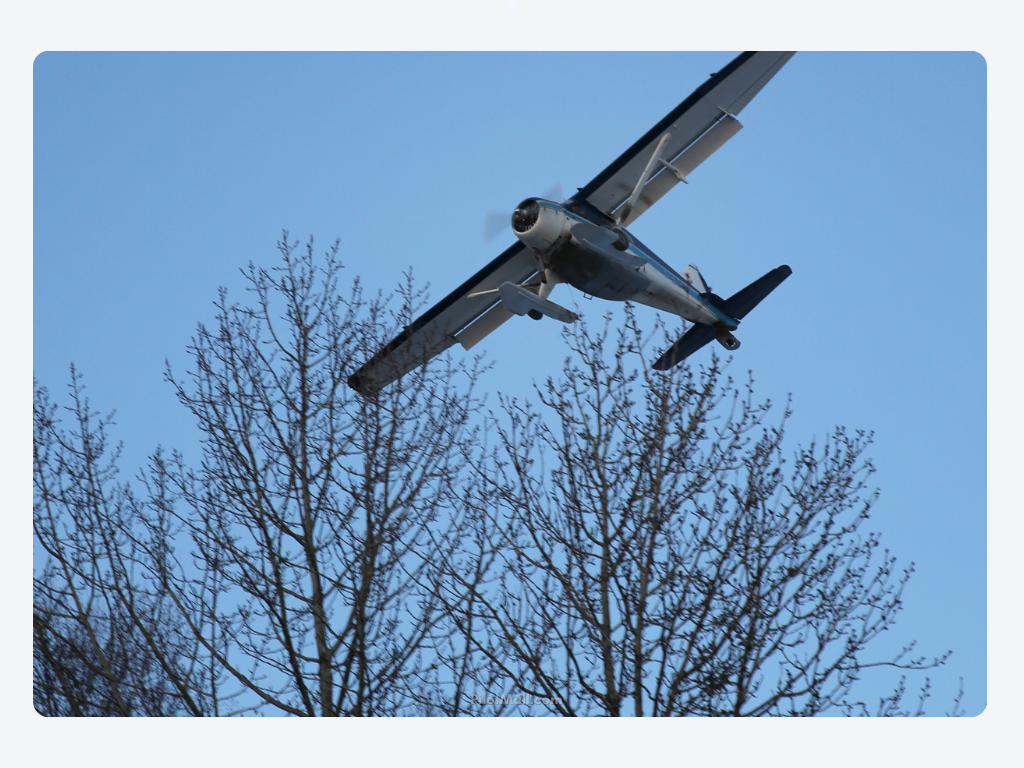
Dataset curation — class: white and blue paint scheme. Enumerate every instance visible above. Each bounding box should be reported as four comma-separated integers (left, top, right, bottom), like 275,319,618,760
350,51,795,397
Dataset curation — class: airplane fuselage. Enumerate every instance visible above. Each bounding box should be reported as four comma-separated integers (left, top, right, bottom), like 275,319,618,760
348,52,795,396
513,197,737,330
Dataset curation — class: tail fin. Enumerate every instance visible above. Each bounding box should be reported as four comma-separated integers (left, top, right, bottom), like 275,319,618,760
653,264,792,370
683,264,710,294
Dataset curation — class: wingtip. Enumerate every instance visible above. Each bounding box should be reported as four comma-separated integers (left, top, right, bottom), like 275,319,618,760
347,371,376,398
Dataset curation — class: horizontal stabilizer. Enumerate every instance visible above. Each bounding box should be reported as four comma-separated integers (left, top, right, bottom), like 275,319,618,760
653,323,717,370
718,264,792,320
653,264,792,370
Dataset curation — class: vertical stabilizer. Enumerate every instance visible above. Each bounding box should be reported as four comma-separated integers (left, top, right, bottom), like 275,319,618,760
683,264,710,293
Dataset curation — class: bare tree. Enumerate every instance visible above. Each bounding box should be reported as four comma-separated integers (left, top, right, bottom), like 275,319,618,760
34,236,485,716
34,239,956,717
137,236,482,715
33,373,203,716
439,310,950,716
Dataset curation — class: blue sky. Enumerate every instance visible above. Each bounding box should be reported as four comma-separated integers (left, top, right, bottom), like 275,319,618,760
30,46,988,730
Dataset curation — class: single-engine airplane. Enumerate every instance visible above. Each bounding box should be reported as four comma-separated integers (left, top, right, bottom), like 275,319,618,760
349,51,795,397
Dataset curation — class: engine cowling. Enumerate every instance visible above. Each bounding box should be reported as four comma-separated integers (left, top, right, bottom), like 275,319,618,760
511,198,572,253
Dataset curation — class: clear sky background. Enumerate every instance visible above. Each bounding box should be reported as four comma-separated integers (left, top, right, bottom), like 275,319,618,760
33,50,986,717
14,0,1010,752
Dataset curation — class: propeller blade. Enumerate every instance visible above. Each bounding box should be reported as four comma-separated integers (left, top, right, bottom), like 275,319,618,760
483,183,562,243
543,181,564,203
483,210,510,243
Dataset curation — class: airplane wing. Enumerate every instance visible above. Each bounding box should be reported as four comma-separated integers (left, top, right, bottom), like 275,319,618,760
348,241,537,396
573,51,795,226
351,52,794,396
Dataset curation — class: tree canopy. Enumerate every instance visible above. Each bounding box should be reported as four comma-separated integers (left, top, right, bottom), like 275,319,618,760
33,237,958,716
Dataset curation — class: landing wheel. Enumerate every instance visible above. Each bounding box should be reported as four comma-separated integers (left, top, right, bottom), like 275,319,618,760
528,309,543,321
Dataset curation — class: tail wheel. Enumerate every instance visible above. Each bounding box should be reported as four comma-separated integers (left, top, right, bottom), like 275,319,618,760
715,328,740,350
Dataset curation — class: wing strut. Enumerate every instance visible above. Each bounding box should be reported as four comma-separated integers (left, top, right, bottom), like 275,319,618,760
617,132,672,226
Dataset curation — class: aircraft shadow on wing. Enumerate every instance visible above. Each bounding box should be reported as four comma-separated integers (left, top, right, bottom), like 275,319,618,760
349,51,795,397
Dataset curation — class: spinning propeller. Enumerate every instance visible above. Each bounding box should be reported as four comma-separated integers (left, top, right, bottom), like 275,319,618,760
483,182,563,243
